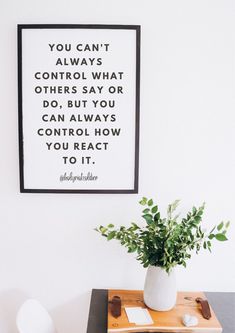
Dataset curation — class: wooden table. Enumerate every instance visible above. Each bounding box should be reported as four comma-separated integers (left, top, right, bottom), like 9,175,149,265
86,289,235,333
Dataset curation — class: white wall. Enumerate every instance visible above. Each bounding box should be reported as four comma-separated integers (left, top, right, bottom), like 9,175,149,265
1,0,235,332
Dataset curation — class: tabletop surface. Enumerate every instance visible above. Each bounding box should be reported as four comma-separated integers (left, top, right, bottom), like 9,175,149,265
86,289,235,333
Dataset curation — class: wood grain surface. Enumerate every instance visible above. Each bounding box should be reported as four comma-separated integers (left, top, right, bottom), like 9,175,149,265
108,290,222,333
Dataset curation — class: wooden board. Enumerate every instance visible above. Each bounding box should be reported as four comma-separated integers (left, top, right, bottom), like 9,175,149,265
108,290,222,333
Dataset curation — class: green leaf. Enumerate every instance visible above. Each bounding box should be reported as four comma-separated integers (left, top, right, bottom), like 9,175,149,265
215,233,228,241
226,221,230,228
154,212,160,221
107,224,114,228
139,197,147,205
142,214,153,224
143,208,150,214
107,231,116,240
208,234,215,240
148,199,153,206
131,222,139,230
151,205,158,213
199,202,206,211
128,244,137,253
100,226,107,234
194,216,201,223
170,199,180,212
217,222,224,231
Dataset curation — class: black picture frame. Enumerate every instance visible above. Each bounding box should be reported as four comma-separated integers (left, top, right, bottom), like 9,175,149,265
18,24,140,193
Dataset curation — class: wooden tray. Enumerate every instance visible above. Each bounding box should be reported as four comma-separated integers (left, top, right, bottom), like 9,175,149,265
108,290,222,333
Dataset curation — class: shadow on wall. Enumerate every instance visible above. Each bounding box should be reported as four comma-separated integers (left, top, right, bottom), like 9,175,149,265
51,291,91,333
0,289,29,333
0,289,91,333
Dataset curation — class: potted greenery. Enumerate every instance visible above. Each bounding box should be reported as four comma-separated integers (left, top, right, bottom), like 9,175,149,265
96,197,230,311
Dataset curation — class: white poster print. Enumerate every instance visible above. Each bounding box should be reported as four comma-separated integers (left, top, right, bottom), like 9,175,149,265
19,25,140,193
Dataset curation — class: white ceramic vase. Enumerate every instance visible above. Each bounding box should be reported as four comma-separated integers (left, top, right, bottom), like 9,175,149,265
144,266,177,311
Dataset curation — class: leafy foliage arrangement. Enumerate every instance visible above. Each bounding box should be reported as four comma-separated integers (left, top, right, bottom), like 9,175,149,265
96,198,229,273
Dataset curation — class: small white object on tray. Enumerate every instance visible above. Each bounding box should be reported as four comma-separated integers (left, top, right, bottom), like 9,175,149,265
125,307,154,325
182,314,199,327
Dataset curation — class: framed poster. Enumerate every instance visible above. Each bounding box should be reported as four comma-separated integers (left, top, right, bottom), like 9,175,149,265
18,24,140,193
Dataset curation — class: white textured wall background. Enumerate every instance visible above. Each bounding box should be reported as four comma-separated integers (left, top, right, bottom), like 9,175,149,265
0,1,235,332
